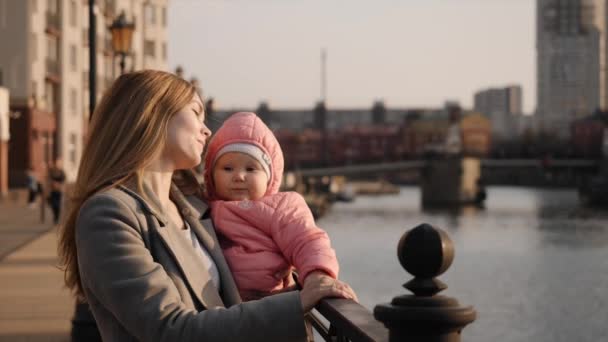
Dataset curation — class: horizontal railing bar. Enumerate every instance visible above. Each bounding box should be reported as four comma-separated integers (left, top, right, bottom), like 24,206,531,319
481,159,598,168
315,298,388,342
306,312,333,342
292,159,599,177
296,161,426,176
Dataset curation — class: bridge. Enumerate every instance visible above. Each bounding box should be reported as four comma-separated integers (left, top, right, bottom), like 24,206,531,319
289,158,601,207
294,158,599,177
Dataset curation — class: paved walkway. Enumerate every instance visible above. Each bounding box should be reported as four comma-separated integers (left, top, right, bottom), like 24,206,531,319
0,192,73,341
0,191,55,259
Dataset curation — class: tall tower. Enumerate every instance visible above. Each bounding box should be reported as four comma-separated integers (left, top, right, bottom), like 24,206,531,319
536,0,607,139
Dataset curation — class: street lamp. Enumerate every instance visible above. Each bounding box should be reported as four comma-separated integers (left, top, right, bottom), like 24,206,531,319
109,11,135,75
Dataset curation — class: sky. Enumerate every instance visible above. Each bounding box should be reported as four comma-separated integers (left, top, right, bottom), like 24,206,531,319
168,0,535,113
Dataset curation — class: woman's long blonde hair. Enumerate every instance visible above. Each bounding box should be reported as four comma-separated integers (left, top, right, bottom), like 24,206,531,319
59,70,198,298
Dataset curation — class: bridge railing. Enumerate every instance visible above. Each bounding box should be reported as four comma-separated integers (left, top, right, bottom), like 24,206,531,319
307,299,388,342
294,158,599,177
308,223,476,342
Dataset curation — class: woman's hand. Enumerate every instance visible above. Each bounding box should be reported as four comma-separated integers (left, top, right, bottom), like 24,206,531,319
299,271,358,312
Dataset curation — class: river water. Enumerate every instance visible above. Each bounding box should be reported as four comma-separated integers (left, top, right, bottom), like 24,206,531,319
318,186,608,342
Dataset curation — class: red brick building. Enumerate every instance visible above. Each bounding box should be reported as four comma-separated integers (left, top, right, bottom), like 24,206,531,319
571,112,608,158
8,104,56,188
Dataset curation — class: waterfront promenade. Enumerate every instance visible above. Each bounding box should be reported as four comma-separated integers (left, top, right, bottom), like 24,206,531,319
0,194,72,341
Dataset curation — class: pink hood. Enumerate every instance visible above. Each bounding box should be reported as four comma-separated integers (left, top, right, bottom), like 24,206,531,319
204,112,284,200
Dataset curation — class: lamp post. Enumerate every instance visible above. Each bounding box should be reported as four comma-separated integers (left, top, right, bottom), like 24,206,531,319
88,0,96,122
109,11,135,75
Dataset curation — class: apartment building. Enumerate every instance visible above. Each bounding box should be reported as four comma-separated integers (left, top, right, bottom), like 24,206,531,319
474,85,523,141
0,0,169,186
536,0,607,139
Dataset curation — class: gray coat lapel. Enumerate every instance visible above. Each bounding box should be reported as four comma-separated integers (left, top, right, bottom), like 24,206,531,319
154,216,225,309
119,181,225,309
177,190,242,307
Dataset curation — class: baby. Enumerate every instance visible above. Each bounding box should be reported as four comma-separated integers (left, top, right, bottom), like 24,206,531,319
204,112,339,301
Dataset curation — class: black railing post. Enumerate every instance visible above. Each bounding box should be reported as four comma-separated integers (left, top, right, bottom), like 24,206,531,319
374,223,476,342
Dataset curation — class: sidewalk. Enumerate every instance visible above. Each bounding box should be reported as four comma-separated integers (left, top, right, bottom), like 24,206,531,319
0,191,55,259
0,192,73,341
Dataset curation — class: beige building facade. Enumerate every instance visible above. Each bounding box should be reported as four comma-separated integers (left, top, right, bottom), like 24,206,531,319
0,0,169,184
0,87,9,197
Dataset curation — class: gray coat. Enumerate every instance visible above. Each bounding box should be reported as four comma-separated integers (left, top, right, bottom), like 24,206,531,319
75,181,307,341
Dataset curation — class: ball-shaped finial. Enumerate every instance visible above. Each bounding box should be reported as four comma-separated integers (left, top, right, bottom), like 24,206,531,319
398,223,454,279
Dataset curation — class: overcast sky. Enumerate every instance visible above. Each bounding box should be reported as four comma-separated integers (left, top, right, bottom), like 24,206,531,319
168,0,535,112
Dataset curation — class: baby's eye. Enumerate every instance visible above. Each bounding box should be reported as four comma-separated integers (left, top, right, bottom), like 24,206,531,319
223,166,233,172
246,167,256,172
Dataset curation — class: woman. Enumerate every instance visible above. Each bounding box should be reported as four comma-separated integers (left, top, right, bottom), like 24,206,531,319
58,70,356,341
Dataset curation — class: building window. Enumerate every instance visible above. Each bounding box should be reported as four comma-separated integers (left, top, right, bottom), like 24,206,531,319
47,36,58,60
70,44,77,71
69,133,78,165
31,80,38,104
162,42,167,60
145,4,156,25
45,82,56,112
31,33,37,63
162,6,167,27
70,0,77,27
83,71,89,89
70,88,77,115
48,0,58,14
97,74,103,94
31,0,37,13
144,40,155,57
104,56,113,80
83,27,88,46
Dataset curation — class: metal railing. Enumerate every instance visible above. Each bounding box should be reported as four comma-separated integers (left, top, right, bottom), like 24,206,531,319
309,299,388,342
308,224,476,342
295,158,599,177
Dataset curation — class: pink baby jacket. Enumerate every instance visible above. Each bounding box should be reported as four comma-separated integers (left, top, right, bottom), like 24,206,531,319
204,112,339,300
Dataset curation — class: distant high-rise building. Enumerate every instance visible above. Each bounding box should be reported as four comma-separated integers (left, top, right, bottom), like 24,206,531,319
0,0,169,183
536,0,607,138
474,86,523,140
474,86,522,116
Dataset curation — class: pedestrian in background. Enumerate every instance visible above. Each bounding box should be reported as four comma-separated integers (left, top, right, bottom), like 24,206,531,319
26,167,41,208
48,159,66,224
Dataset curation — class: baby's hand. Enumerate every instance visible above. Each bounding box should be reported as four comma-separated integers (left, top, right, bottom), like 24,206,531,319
299,273,358,312
274,268,292,280
303,271,328,285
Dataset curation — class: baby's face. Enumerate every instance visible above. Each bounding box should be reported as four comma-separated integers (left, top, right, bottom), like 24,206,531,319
212,152,268,201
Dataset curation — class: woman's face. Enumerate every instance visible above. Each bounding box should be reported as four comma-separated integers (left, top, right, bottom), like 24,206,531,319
163,95,211,170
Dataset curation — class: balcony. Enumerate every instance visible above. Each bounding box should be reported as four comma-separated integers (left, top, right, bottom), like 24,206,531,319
45,58,61,84
45,12,61,37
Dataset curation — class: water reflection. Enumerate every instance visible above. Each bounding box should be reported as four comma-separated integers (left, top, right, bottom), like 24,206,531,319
320,186,608,342
422,205,483,230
